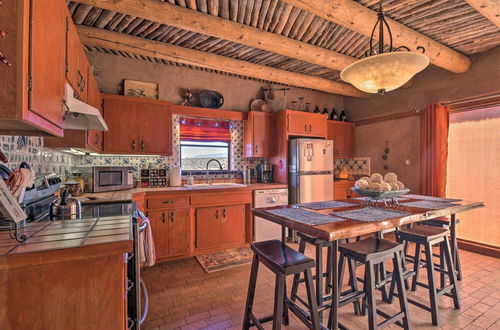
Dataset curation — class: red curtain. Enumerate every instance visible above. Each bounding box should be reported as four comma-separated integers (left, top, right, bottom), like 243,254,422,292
421,103,449,197
180,117,231,142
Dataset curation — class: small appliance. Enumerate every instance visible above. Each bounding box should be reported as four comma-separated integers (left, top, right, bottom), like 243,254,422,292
78,166,134,193
256,164,273,183
253,188,288,241
49,187,82,220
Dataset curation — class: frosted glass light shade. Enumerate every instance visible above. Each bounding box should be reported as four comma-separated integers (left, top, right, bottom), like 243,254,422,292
340,52,429,94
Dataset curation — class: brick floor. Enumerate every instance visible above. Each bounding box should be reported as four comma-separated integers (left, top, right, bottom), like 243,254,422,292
142,243,500,330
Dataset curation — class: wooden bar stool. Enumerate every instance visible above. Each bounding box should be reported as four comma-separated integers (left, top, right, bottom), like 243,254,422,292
290,232,334,320
420,217,462,281
337,237,411,330
243,240,321,330
390,225,460,327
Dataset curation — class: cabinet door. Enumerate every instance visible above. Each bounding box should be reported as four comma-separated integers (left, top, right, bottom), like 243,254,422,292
309,116,327,137
336,124,354,158
137,103,172,155
287,113,311,135
253,113,273,156
334,183,348,200
220,204,246,244
29,0,66,128
147,210,169,259
65,15,80,95
195,207,221,249
168,208,190,256
103,98,137,153
77,48,89,102
86,73,103,152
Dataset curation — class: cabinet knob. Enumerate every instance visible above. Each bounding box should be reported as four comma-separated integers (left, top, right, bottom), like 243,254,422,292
161,212,165,224
141,140,145,151
222,208,226,221
170,211,174,222
255,145,258,154
309,125,312,133
215,209,219,220
304,124,307,132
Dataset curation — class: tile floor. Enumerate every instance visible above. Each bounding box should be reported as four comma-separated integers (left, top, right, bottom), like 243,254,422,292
142,243,500,330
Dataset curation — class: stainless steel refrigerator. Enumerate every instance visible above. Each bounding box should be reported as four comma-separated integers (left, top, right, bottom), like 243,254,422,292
289,139,334,204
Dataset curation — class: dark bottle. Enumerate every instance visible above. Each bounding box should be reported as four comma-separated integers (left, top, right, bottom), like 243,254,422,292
322,107,329,116
340,110,347,122
314,106,320,113
330,108,338,121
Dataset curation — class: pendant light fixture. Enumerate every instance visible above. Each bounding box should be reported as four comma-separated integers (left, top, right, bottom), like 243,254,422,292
340,2,429,95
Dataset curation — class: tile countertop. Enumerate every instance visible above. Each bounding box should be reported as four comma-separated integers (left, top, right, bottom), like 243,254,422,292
0,215,133,270
76,183,288,204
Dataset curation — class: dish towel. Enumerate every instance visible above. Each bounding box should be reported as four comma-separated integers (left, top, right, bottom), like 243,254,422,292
138,215,156,267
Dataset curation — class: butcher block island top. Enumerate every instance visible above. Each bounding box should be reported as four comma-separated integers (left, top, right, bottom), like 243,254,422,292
0,215,132,270
253,197,484,241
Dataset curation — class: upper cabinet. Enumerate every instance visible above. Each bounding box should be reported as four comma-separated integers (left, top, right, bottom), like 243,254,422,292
0,0,67,136
244,111,275,157
285,110,327,138
66,18,89,102
103,95,172,156
327,121,354,158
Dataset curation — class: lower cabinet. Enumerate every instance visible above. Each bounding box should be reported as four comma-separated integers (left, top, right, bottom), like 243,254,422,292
334,181,360,199
148,208,190,259
195,204,246,250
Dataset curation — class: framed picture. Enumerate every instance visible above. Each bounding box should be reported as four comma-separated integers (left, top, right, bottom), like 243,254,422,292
123,79,159,99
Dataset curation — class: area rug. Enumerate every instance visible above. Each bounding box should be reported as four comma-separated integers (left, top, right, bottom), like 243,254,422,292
196,247,254,273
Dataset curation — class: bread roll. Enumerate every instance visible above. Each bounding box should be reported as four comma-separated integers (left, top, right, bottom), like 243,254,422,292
355,179,369,189
380,182,392,191
389,182,400,191
370,173,383,183
369,182,383,191
384,172,398,183
396,181,405,189
360,176,370,182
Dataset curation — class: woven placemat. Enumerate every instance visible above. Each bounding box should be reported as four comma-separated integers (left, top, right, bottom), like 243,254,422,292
353,197,410,202
401,200,461,210
404,194,462,203
297,200,357,210
268,208,344,226
331,207,410,222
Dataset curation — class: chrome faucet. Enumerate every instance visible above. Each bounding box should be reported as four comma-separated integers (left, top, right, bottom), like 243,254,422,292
206,159,223,184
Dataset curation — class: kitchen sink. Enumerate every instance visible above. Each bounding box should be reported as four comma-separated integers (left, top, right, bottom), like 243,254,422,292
183,183,247,190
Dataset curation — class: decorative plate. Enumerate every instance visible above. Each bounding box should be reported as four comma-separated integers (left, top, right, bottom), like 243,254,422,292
352,187,410,200
199,90,224,109
250,99,266,111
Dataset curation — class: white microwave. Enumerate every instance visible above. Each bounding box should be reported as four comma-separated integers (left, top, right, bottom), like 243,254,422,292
79,166,134,193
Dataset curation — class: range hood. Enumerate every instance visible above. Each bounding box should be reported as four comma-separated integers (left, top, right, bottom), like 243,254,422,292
63,83,108,131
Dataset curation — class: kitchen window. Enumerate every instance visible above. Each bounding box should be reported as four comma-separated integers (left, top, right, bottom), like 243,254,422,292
179,117,231,171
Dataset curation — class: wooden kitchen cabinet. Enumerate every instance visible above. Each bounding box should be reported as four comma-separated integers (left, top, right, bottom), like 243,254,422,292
334,180,359,199
65,16,88,102
245,111,274,157
0,0,67,136
44,71,103,152
327,121,354,158
286,110,327,138
148,208,190,258
103,95,172,155
195,204,246,250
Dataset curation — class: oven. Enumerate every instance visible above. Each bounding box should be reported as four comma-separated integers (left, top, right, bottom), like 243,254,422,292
79,166,134,193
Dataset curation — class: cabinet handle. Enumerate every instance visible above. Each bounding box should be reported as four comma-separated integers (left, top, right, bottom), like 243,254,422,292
304,124,307,132
222,208,226,222
141,140,145,151
132,140,136,151
162,200,173,204
309,125,312,133
215,209,219,220
161,212,165,224
94,133,99,146
170,211,174,222
0,30,12,66
255,145,258,154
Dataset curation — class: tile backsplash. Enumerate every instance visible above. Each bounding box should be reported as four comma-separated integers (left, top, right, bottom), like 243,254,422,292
334,157,371,176
0,136,76,178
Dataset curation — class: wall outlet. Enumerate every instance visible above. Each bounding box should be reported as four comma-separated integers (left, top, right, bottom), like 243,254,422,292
405,158,411,166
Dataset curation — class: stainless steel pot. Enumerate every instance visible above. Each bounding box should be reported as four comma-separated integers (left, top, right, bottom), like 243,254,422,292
50,187,82,220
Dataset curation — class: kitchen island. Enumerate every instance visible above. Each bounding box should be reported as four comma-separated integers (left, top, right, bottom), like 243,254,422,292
0,216,132,329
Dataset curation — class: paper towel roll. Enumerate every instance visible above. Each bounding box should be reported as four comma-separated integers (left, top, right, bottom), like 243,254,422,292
170,167,181,187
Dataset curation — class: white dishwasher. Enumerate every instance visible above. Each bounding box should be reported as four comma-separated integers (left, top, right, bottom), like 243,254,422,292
253,188,289,242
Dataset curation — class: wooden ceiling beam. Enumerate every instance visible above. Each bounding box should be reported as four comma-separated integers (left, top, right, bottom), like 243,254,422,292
77,26,367,98
280,0,473,73
72,0,356,71
464,0,500,28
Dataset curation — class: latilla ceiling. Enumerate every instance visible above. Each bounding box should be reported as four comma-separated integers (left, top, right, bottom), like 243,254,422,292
67,0,500,93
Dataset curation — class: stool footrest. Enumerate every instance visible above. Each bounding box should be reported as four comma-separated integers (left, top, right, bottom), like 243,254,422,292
286,298,330,330
248,312,271,330
377,309,405,328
